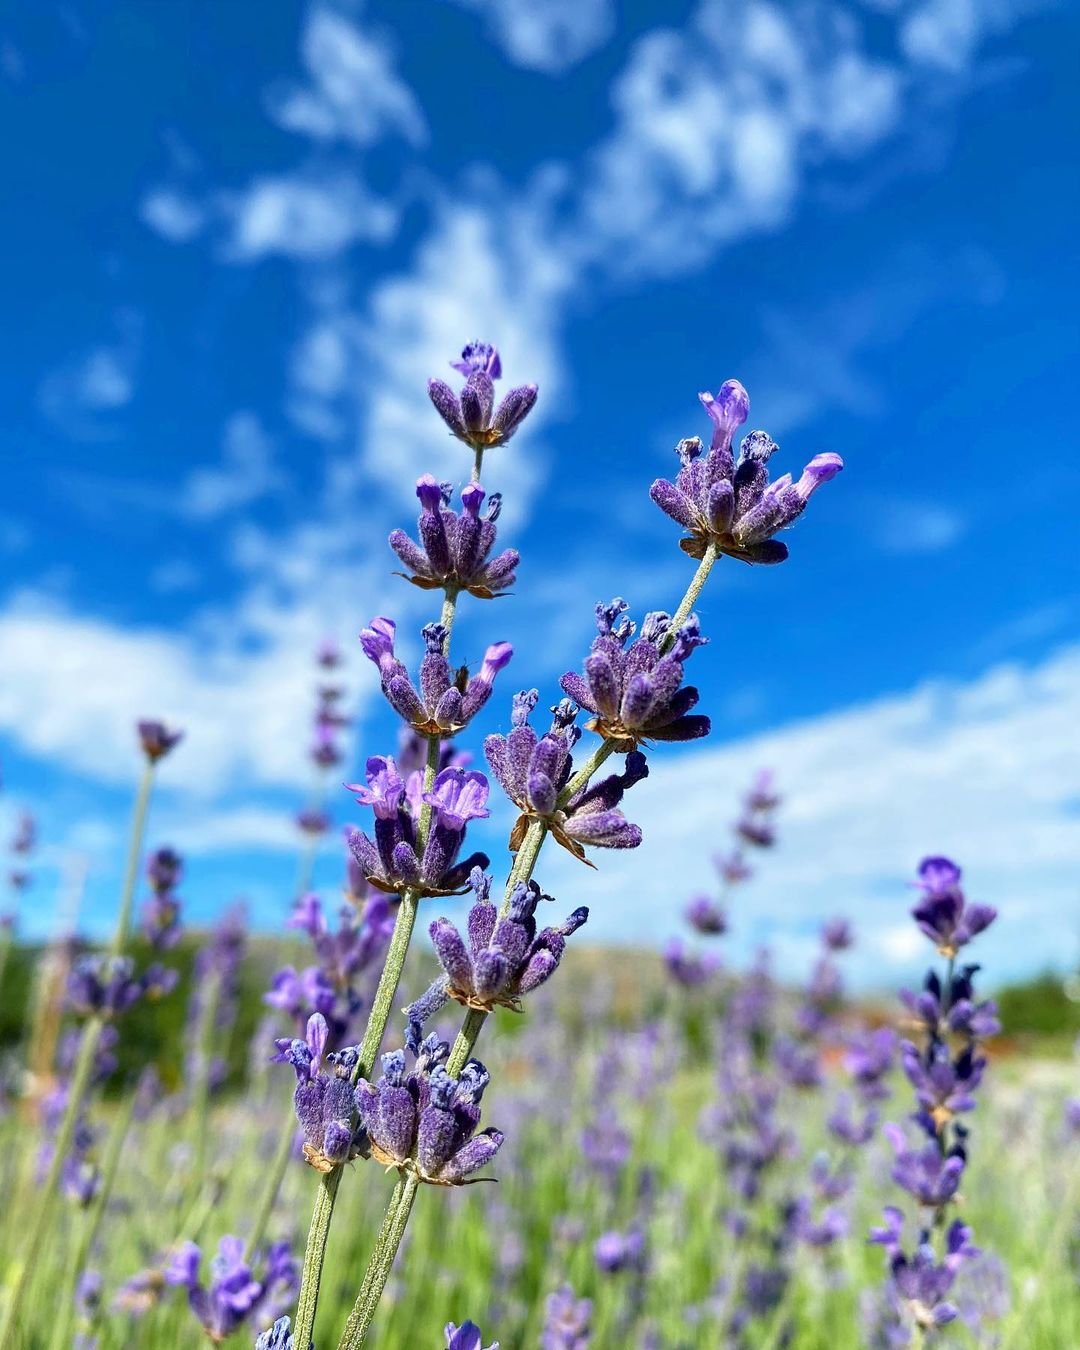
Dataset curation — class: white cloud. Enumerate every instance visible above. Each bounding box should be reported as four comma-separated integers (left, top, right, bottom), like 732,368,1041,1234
268,6,426,147
37,314,142,439
221,173,398,261
140,189,206,243
873,498,968,554
449,0,615,73
150,559,202,594
537,643,1080,985
180,412,286,521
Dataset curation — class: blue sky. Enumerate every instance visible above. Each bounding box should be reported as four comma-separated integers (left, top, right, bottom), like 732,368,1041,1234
1,0,1078,988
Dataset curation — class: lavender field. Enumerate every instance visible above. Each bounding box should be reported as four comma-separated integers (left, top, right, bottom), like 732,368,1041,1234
2,343,1078,1350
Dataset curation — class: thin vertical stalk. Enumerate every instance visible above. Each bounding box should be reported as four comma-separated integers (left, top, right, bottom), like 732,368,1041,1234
110,761,155,958
291,584,462,1350
247,1111,299,1257
335,1174,420,1350
0,1015,104,1342
0,757,157,1341
190,969,223,1187
336,543,725,1344
47,1086,138,1350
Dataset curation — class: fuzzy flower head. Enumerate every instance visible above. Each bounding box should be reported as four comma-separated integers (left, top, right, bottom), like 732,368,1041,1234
137,719,184,764
870,1210,979,1334
255,1318,295,1350
164,1237,298,1344
686,895,727,935
355,1028,504,1186
541,1285,592,1350
910,857,997,957
485,693,648,865
406,872,588,1024
390,477,519,600
141,846,184,949
445,1321,499,1350
67,955,176,1020
428,342,537,452
560,600,710,751
664,938,720,988
884,1124,965,1210
650,380,842,565
273,1013,366,1172
359,618,514,738
346,757,490,898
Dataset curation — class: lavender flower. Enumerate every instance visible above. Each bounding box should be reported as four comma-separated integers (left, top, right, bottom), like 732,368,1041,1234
650,380,843,565
255,1318,294,1350
686,895,727,935
67,955,176,1019
390,477,519,599
165,1237,298,1342
485,693,647,864
844,1028,898,1104
141,845,183,948
910,856,997,957
559,601,709,750
346,757,490,897
428,342,538,451
870,1210,979,1334
360,615,513,735
664,938,720,987
540,1285,591,1349
274,1014,366,1172
885,1125,965,1208
137,719,184,763
593,1229,646,1274
445,1321,499,1350
406,872,588,1022
355,1028,504,1186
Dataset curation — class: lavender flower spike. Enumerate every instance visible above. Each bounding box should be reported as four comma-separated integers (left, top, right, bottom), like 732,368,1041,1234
164,1237,298,1342
445,1320,499,1350
255,1318,295,1350
137,719,184,763
390,477,520,599
359,616,513,735
650,380,843,565
406,873,588,1023
485,693,648,865
355,1029,504,1186
560,601,710,750
346,757,490,897
273,1014,366,1172
428,342,537,451
910,856,997,956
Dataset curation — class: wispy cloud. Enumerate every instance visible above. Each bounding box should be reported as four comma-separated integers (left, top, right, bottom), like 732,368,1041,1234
872,498,968,554
180,412,286,521
448,0,615,73
37,311,142,440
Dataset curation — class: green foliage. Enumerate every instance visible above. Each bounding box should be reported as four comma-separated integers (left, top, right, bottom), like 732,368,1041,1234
995,969,1080,1038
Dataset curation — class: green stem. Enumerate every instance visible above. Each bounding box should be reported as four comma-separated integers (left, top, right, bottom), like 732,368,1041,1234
247,1110,299,1257
292,1168,343,1350
336,540,726,1344
190,969,223,1187
471,445,485,483
335,1174,420,1350
292,584,461,1349
47,1087,138,1350
110,761,156,958
0,1015,104,1341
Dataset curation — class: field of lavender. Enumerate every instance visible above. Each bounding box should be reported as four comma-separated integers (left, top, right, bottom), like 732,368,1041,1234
2,347,1078,1350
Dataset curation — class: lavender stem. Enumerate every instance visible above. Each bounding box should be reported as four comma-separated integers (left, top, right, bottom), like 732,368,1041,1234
339,542,725,1342
109,760,156,958
291,589,460,1350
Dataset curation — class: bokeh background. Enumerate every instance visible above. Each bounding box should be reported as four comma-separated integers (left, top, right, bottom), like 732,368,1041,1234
2,0,1078,987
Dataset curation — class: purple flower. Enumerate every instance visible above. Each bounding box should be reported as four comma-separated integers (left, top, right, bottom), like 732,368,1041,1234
273,1014,366,1171
827,1094,878,1146
359,617,514,736
11,812,35,854
540,1285,592,1349
67,955,177,1020
870,1211,979,1334
910,856,997,956
390,477,520,600
296,808,330,837
560,601,710,750
685,895,727,935
650,381,842,565
445,1321,499,1350
355,1029,504,1186
822,917,853,951
346,758,490,898
884,1124,965,1209
164,1237,298,1342
255,1317,295,1349
844,1027,898,1103
593,1229,646,1274
663,938,720,987
141,846,184,948
485,694,647,865
901,1041,985,1135
428,343,537,451
137,719,184,763
407,873,588,1022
